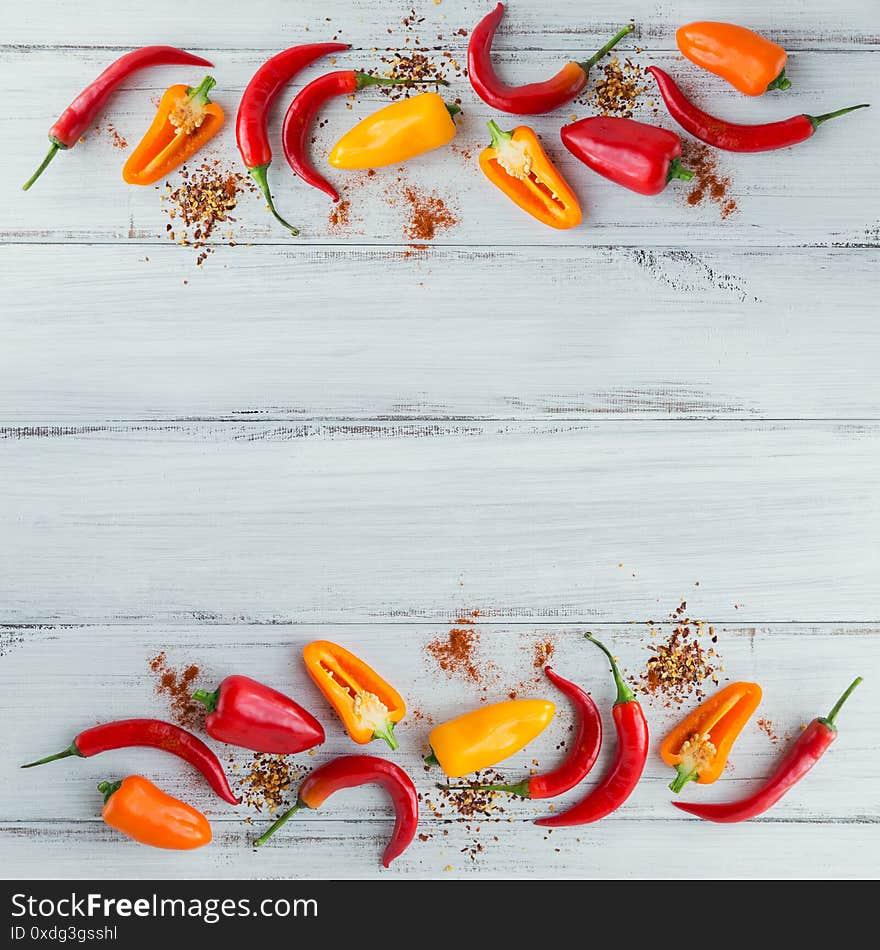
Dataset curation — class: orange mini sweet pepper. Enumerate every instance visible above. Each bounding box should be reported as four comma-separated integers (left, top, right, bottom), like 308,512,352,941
122,76,224,185
661,681,762,793
676,22,789,96
303,640,405,750
479,120,581,230
99,775,212,849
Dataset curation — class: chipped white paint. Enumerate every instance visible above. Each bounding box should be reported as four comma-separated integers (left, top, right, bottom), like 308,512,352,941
1,0,879,879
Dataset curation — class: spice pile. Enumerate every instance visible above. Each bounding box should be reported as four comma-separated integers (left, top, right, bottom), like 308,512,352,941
587,57,646,117
148,652,203,728
235,753,299,815
161,160,254,266
426,611,494,686
637,600,723,706
680,140,738,219
396,183,459,241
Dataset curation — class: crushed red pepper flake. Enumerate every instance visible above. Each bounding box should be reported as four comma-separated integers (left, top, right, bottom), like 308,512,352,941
588,57,646,117
148,652,203,728
237,753,300,814
395,183,459,241
681,140,738,219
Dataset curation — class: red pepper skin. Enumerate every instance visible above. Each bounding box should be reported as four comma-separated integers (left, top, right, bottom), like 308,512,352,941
468,3,634,115
674,677,862,823
536,636,648,826
236,43,349,232
193,675,325,754
20,719,240,805
23,46,213,191
648,66,870,153
561,116,693,196
254,755,419,866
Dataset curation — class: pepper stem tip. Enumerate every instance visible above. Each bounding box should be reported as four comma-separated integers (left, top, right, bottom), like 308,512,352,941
669,764,697,794
248,164,299,235
584,632,636,705
23,141,63,191
580,23,636,72
254,802,303,847
20,743,80,769
822,676,863,729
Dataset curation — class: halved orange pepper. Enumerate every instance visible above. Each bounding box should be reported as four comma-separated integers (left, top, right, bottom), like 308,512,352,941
479,120,581,230
661,681,762,792
99,775,212,849
122,76,224,185
676,22,789,96
303,640,405,750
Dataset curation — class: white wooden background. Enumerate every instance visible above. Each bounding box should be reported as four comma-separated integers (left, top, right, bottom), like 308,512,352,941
2,0,879,880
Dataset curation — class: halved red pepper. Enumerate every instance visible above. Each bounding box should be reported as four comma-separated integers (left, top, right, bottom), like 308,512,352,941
561,116,693,196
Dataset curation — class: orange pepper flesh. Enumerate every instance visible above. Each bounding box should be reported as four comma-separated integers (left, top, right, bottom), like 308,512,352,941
479,121,582,230
676,22,789,97
661,682,762,792
303,640,405,749
100,775,212,849
123,77,224,185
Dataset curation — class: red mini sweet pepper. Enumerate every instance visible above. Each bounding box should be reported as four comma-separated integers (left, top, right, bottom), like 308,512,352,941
561,116,693,196
193,675,325,754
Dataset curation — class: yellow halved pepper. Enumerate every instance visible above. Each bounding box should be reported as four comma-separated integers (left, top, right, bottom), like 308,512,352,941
328,92,459,170
661,681,762,792
123,76,224,185
426,699,555,778
303,640,405,750
480,121,582,230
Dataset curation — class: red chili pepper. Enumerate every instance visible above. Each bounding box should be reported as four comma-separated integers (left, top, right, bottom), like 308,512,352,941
253,755,418,866
648,66,869,153
283,71,445,203
439,666,601,799
193,675,325,754
236,42,348,232
23,46,213,191
20,718,240,805
674,677,862,823
468,3,634,115
561,116,694,196
535,635,648,826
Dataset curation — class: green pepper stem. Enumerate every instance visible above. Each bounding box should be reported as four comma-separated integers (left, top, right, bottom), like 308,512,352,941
373,721,399,751
186,75,217,105
438,779,531,798
21,742,82,768
354,72,449,89
486,118,514,149
584,633,636,706
579,24,635,72
424,750,440,767
669,764,698,794
821,676,863,730
766,69,791,92
248,164,299,235
809,104,870,131
667,158,694,183
97,780,122,804
446,102,462,119
23,140,65,191
192,688,219,713
253,802,303,847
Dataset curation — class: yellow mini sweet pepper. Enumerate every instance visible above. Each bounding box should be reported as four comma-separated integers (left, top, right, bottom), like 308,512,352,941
426,699,555,778
328,92,459,170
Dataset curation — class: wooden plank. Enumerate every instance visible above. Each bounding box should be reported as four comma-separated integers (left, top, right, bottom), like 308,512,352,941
4,0,879,49
3,48,879,247
5,819,878,880
1,245,878,423
2,623,877,878
1,422,878,624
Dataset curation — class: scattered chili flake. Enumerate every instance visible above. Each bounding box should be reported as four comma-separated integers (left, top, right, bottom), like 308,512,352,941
327,198,351,235
681,140,738,219
636,601,724,706
237,753,299,814
588,57,646,117
148,652,203,728
757,718,779,744
533,638,555,673
94,119,128,150
426,611,488,685
393,183,458,241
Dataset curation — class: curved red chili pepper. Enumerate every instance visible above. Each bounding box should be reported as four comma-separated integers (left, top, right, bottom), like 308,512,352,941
193,674,325,754
647,66,869,153
468,3,634,115
23,46,213,191
235,42,349,232
535,635,648,826
254,754,418,867
674,677,862,823
438,666,602,799
20,718,240,805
